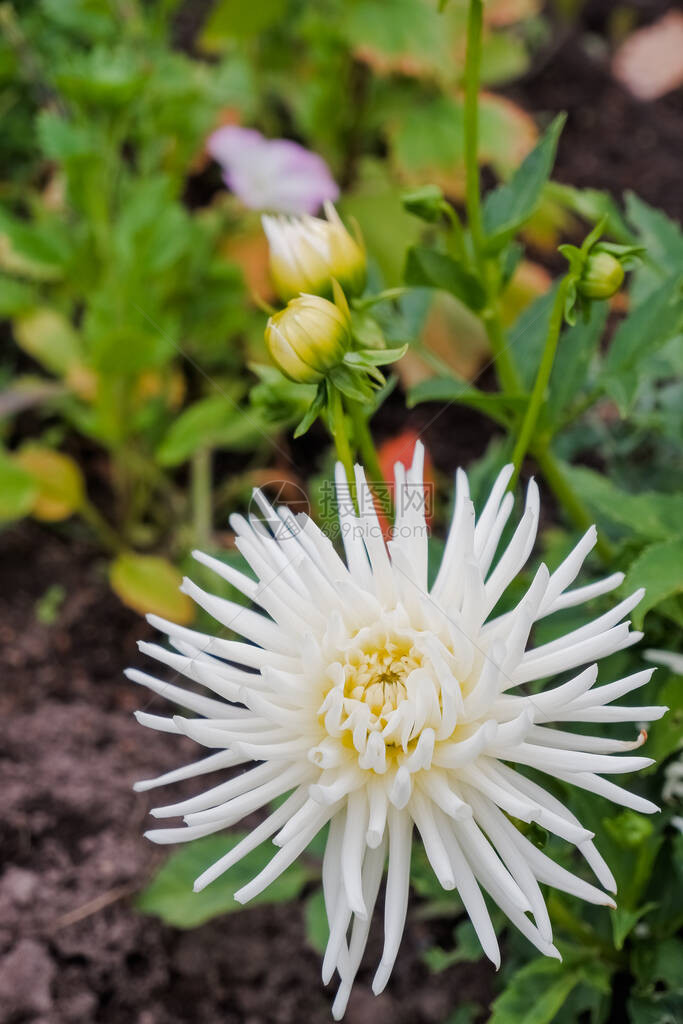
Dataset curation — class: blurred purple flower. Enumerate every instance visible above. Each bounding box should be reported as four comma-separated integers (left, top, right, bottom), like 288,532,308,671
207,126,339,215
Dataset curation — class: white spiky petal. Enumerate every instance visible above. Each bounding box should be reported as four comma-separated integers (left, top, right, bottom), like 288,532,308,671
130,444,665,1019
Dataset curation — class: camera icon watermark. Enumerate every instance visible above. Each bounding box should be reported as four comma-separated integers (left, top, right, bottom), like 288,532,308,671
248,479,311,540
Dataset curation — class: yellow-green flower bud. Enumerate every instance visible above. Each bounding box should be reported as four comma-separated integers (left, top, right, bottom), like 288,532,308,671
262,202,366,302
578,251,625,300
265,293,351,383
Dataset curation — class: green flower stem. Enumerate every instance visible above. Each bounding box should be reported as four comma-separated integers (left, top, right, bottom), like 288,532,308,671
347,400,394,521
533,444,613,563
191,446,213,550
483,301,523,393
510,278,569,488
79,499,124,554
483,290,613,564
464,0,485,260
444,205,468,264
329,385,357,510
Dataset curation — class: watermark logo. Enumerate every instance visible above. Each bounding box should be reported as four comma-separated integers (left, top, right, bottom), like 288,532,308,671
249,479,433,542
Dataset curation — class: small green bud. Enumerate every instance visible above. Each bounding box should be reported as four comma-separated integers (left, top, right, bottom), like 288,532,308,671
402,185,447,224
265,293,351,384
577,250,625,300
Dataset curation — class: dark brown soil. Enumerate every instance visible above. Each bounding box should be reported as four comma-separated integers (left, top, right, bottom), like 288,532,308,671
0,524,494,1024
508,0,683,223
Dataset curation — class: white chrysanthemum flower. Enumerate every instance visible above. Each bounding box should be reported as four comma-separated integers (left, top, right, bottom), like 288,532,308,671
130,445,666,1019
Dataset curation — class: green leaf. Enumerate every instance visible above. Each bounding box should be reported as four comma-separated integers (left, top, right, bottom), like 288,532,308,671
546,302,607,425
619,538,683,628
483,114,566,252
564,466,683,543
13,309,83,377
625,192,683,302
643,673,683,769
294,383,326,438
507,284,559,390
200,0,288,50
546,182,635,245
36,111,97,162
109,553,194,623
422,919,483,973
611,901,659,951
602,277,683,413
0,211,67,281
0,276,36,316
402,184,448,223
601,811,664,914
304,888,328,954
0,451,37,523
404,246,486,311
407,375,526,428
156,396,269,467
489,957,584,1024
627,993,681,1024
15,446,85,522
137,832,310,928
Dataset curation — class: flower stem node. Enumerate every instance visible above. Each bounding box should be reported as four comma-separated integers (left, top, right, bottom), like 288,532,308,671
263,202,366,302
265,292,352,384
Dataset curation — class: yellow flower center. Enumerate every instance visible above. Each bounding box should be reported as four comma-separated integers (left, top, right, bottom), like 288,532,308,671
344,641,420,724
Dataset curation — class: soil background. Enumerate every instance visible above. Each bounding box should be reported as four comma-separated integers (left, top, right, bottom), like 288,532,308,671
2,2,682,1022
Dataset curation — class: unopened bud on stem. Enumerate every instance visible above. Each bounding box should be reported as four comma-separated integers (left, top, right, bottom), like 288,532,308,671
262,202,366,302
265,293,351,384
578,251,625,300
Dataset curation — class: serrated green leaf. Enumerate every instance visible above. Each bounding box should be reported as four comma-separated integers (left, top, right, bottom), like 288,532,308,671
137,832,310,928
404,246,486,310
602,277,683,413
564,466,683,543
489,957,584,1024
483,114,566,252
619,538,683,628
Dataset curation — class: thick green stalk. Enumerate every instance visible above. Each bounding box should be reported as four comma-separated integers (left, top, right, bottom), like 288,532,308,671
80,500,124,554
191,446,213,550
329,386,356,509
347,400,393,520
482,299,523,393
534,444,613,563
510,279,569,487
464,0,485,258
